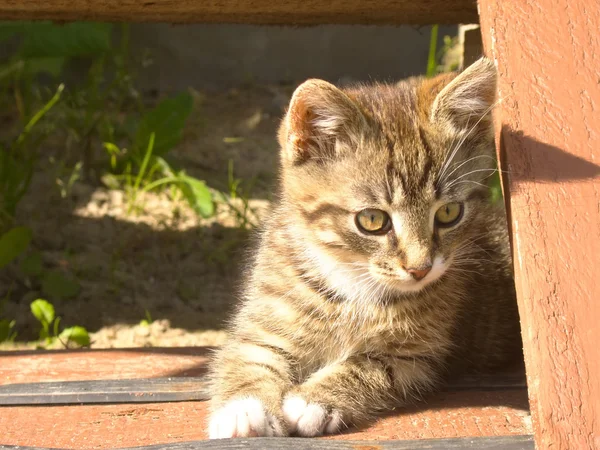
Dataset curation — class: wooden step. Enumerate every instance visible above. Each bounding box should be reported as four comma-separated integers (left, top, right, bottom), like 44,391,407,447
0,348,532,449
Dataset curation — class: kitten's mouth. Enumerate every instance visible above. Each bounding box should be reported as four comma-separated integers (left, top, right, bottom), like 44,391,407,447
370,256,448,293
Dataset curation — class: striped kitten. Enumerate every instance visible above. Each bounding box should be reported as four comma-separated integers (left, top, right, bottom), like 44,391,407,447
207,57,522,438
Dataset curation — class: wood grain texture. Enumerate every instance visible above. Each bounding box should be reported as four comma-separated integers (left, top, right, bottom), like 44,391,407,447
0,435,536,450
0,391,531,448
0,0,478,25
477,1,600,449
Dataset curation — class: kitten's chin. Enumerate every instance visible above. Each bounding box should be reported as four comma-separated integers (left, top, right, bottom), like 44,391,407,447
371,256,448,294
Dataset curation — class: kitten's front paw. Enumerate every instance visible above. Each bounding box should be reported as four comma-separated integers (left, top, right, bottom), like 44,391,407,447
283,396,344,437
208,397,285,439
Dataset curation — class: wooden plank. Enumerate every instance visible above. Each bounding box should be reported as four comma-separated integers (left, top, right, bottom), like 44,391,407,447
477,1,600,449
0,435,536,450
0,390,531,448
0,373,526,406
0,347,211,385
0,0,477,25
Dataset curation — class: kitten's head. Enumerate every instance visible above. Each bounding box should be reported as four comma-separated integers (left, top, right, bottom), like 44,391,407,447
277,58,499,302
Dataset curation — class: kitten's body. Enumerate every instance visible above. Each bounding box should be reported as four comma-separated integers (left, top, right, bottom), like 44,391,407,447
208,59,522,438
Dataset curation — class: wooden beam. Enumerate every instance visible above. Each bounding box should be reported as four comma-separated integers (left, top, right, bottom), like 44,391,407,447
477,1,600,449
0,0,478,25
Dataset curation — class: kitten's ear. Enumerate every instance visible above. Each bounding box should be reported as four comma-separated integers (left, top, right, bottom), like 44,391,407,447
430,57,497,134
278,79,366,165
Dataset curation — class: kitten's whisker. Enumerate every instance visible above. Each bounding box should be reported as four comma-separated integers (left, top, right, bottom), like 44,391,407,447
445,168,498,190
447,180,490,189
440,155,496,185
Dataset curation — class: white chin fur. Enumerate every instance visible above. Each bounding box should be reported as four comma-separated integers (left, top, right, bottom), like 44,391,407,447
304,244,447,302
383,255,448,293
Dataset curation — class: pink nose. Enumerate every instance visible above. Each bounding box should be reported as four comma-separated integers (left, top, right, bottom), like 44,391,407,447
406,266,432,281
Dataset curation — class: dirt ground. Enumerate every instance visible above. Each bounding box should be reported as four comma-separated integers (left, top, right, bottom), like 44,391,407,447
0,84,296,350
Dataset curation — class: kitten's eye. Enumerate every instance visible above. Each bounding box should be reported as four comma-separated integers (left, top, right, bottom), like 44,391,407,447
435,202,463,227
355,209,391,234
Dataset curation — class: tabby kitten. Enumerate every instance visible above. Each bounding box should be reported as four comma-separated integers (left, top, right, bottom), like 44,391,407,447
207,57,522,439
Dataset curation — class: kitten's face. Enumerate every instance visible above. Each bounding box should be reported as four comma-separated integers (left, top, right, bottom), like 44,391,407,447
278,59,498,301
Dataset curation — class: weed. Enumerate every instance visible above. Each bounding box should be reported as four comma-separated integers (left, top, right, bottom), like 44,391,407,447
30,298,90,348
426,25,440,78
0,84,64,226
0,289,17,342
1,22,215,222
0,319,17,342
54,160,83,199
426,25,460,77
139,309,153,327
214,159,260,229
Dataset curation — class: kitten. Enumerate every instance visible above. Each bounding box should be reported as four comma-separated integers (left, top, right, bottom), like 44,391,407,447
207,57,522,439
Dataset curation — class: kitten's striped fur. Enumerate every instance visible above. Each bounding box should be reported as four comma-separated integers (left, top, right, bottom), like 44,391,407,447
207,58,522,438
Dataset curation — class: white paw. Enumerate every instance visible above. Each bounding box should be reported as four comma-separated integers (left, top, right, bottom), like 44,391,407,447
208,397,285,439
282,395,343,437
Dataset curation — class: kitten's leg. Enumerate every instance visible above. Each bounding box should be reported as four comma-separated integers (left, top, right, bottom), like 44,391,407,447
283,354,439,436
208,340,296,439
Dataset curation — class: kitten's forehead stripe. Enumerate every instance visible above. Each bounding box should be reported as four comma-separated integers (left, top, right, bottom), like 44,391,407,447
301,203,350,222
348,83,440,202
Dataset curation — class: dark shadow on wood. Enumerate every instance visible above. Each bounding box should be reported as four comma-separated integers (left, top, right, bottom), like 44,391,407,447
498,126,600,253
500,126,600,184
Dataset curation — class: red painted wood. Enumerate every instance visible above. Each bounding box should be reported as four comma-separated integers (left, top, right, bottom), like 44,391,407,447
0,347,211,385
478,1,600,449
1,392,530,448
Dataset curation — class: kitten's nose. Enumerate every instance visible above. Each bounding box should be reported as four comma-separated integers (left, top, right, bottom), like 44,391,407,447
406,266,432,281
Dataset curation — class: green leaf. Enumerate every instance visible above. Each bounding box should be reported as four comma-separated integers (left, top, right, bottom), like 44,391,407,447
100,173,121,190
41,271,81,299
30,299,55,326
135,93,193,156
178,176,214,218
53,316,61,338
19,251,44,277
0,150,34,216
19,22,112,58
59,326,90,347
151,156,175,178
0,226,33,269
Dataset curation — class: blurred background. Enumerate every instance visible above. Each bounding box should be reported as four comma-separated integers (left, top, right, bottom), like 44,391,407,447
0,22,478,350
